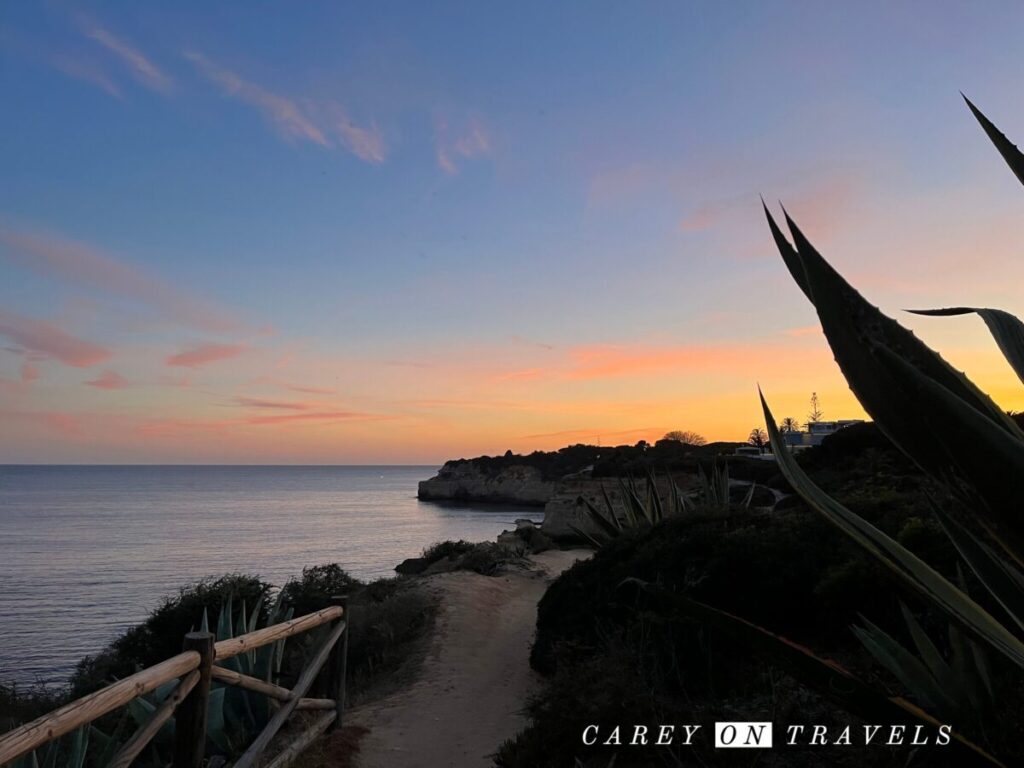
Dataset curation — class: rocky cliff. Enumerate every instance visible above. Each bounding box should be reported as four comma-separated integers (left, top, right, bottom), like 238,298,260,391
418,461,556,506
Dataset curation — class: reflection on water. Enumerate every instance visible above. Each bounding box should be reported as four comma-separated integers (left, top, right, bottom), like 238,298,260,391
0,465,542,686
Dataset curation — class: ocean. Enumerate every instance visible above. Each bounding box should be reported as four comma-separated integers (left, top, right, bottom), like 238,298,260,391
0,465,542,687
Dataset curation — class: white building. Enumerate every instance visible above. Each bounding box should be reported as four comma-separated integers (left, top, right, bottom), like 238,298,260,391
782,420,864,451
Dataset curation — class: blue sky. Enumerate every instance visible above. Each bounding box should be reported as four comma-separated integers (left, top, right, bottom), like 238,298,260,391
3,1,1024,462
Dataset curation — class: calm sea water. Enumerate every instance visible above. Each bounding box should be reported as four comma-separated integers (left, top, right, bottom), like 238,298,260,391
0,465,542,687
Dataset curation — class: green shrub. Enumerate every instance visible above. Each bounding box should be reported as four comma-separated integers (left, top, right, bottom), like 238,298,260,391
279,564,360,618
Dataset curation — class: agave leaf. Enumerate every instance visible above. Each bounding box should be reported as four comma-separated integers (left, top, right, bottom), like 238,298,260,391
932,505,1024,633
762,198,811,299
91,709,132,765
741,482,756,509
871,345,1024,558
623,578,1003,766
217,595,233,642
249,594,265,634
615,478,642,526
206,686,230,753
761,391,1024,671
764,207,1023,483
909,307,1024,387
963,94,1024,188
599,486,623,531
568,524,608,550
577,496,621,540
852,617,959,716
898,603,961,702
41,742,57,768
645,470,664,523
67,726,89,768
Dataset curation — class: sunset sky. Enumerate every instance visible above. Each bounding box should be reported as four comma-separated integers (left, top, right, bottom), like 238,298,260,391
3,2,1024,463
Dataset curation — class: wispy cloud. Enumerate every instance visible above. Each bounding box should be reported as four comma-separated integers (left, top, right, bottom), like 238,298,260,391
136,408,388,435
0,309,110,368
20,362,40,383
231,396,309,410
86,370,129,389
50,54,122,98
80,21,173,93
184,51,386,163
0,224,239,333
185,51,328,146
166,343,246,368
435,116,490,174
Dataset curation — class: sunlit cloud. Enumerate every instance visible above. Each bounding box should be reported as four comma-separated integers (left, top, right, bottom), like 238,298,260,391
136,408,389,436
3,409,84,437
231,396,310,410
0,224,240,333
50,54,121,98
166,343,246,368
21,362,40,383
0,309,110,368
86,370,129,390
435,116,490,174
184,51,386,163
521,426,665,441
80,21,173,93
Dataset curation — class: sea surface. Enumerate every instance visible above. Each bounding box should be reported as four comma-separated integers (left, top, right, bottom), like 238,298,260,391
0,465,542,687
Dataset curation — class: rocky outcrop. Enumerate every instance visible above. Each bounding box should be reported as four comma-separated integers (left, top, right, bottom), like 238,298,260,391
418,462,556,506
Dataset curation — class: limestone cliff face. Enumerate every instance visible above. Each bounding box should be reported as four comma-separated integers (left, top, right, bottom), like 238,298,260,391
417,462,556,506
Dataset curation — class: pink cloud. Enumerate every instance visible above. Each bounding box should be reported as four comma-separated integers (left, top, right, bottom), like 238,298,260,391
86,370,129,389
185,52,387,163
81,21,172,93
166,343,246,368
323,103,387,164
136,408,387,436
51,54,121,98
0,309,110,367
185,51,328,146
436,116,491,175
232,396,310,410
521,426,665,441
41,411,82,436
20,362,40,383
679,174,861,236
0,225,239,333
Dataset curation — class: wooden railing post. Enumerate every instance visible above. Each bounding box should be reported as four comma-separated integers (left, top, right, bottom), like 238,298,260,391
173,631,214,768
327,595,349,731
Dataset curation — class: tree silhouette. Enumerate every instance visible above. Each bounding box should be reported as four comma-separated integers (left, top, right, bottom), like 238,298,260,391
662,430,707,446
748,428,768,450
807,392,824,423
780,417,802,433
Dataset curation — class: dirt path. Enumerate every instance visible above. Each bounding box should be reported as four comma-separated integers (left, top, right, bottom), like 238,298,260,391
347,549,589,768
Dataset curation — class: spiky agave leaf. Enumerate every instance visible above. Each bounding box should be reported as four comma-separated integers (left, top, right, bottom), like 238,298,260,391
852,616,960,717
932,505,1024,634
870,346,1024,558
765,208,1024,523
963,94,1024,188
761,391,1024,671
622,578,1003,766
909,307,1024,386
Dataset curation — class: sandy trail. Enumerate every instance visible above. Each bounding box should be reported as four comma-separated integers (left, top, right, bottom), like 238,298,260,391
348,549,589,768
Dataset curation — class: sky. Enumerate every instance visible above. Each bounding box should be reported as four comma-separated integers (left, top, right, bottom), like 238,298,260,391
3,1,1024,464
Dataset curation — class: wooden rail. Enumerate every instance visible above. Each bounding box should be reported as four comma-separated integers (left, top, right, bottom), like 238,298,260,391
0,596,350,768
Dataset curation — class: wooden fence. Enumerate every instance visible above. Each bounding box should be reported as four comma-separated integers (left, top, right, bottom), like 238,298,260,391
0,596,350,768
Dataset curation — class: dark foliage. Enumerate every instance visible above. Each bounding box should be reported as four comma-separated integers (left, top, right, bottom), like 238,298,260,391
70,574,272,697
279,564,361,618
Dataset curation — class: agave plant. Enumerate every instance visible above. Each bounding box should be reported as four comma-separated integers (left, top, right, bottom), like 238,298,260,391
9,727,89,768
753,95,1024,753
572,465,757,547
